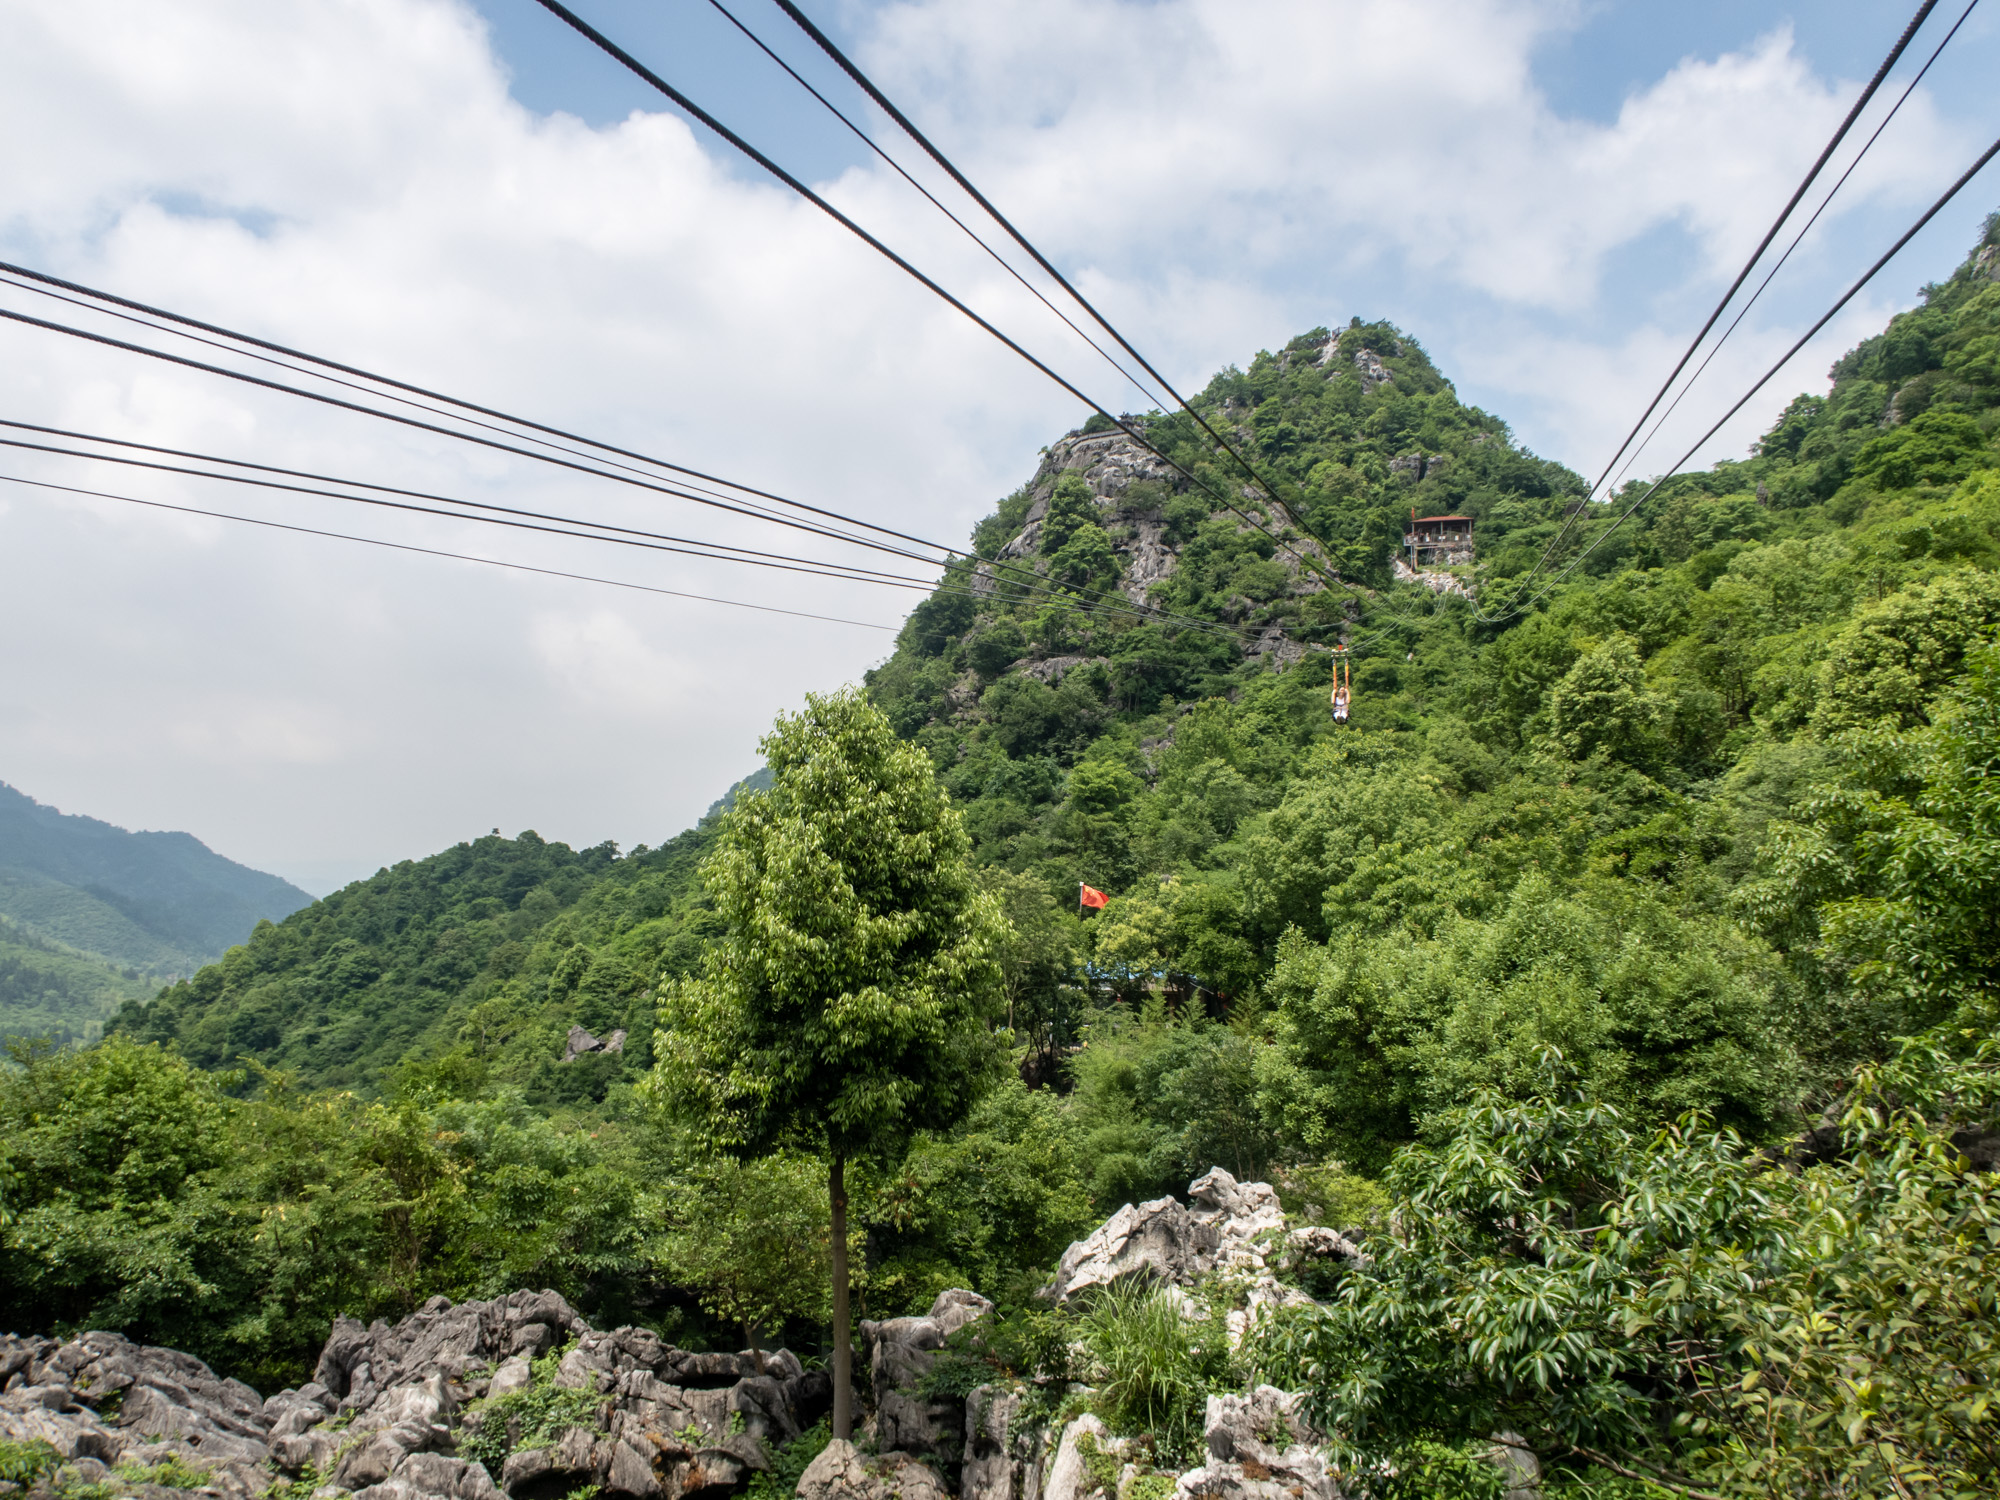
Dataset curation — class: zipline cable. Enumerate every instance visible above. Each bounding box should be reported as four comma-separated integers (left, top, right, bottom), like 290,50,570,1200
526,0,1336,587
1508,0,1944,596
0,302,952,570
1501,131,2000,619
0,472,897,631
699,0,1169,416
0,417,954,586
0,266,916,557
0,259,951,560
762,0,1338,555
4,421,1259,641
0,260,1187,620
1598,0,1981,501
0,435,952,588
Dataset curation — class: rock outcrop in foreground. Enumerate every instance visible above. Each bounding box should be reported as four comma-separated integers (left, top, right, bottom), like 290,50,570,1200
2,1168,1528,1500
2,1289,827,1500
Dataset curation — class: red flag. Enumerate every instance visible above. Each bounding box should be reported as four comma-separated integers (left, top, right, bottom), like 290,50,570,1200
1079,883,1109,910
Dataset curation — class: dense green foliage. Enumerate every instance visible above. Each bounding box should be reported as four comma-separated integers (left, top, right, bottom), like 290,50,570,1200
1256,1036,2000,1496
7,216,1998,1495
457,1344,605,1475
112,826,721,1097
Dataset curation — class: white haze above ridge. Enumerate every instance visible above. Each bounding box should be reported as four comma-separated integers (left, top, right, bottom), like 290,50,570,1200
0,0,1984,889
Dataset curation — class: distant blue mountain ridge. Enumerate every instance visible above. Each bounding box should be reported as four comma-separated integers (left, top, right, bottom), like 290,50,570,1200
0,781,313,971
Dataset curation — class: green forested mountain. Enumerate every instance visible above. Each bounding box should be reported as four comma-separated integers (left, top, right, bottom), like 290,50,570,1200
110,824,722,1097
8,217,1998,1486
0,781,314,963
0,781,315,1042
0,914,154,1046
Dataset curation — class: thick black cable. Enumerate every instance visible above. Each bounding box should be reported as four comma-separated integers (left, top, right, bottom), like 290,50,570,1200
6,423,1251,641
0,473,897,631
0,261,1183,620
0,420,943,586
1514,0,1942,591
1600,0,1980,500
526,0,1333,586
0,436,950,588
0,258,950,559
1505,132,2000,619
14,467,1340,666
0,267,919,557
0,303,969,575
763,0,1331,555
700,0,1166,416
11,418,1248,640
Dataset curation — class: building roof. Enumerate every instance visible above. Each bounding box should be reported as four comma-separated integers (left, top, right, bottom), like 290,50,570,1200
1411,514,1473,524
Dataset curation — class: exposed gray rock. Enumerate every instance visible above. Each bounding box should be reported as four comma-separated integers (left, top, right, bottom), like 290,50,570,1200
962,1385,1052,1500
1048,1167,1287,1303
354,1452,504,1500
1387,452,1447,483
1483,1432,1542,1500
1045,1196,1212,1303
0,1329,274,1498
3,1288,835,1500
331,1373,460,1490
501,1425,601,1499
1040,1414,1131,1500
1045,1171,1325,1346
1178,1387,1340,1500
1119,513,1178,603
860,1289,994,1462
998,429,1176,562
1019,655,1107,686
316,1290,590,1408
1391,556,1473,598
795,1439,948,1500
564,1025,627,1062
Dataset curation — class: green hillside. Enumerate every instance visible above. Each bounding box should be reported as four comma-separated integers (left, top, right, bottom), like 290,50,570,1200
0,866,206,975
113,213,2000,1128
0,779,313,970
109,822,724,1097
41,214,1998,1444
0,914,154,1046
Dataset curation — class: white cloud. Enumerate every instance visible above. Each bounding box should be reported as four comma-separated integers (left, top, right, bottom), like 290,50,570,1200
0,0,1985,880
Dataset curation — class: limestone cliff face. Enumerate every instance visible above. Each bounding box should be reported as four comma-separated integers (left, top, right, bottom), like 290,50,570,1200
995,426,1332,610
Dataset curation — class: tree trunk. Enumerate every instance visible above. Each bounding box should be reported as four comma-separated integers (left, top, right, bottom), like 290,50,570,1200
829,1149,852,1440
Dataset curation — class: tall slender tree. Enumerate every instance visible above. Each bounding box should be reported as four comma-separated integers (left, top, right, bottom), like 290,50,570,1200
650,686,1005,1437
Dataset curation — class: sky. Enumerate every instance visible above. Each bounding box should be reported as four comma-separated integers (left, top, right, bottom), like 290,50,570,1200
0,0,1995,895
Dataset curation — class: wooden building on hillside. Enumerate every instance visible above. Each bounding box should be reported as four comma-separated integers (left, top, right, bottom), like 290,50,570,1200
1405,512,1474,568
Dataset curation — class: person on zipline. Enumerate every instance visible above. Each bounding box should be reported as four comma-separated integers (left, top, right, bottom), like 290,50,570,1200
1331,649,1351,723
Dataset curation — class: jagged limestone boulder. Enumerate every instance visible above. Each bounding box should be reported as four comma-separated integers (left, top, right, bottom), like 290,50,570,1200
795,1439,947,1500
2,1287,833,1500
961,1385,1053,1500
859,1288,993,1463
1045,1197,1213,1302
0,1330,273,1498
1178,1387,1340,1500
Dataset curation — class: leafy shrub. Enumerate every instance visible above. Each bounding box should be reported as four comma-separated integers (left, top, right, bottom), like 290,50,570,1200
0,1440,63,1490
1373,1440,1506,1500
114,1453,211,1489
744,1420,831,1500
457,1347,605,1477
926,1304,1082,1404
1260,1040,2000,1498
